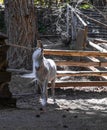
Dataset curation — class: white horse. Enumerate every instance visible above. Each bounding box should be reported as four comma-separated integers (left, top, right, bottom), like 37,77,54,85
32,40,56,109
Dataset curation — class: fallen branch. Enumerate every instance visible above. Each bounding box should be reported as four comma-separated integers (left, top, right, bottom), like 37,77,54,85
76,9,107,28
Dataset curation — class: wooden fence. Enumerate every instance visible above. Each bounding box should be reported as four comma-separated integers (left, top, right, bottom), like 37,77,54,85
44,40,107,88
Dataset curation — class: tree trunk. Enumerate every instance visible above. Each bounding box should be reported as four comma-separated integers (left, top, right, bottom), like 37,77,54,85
4,0,37,69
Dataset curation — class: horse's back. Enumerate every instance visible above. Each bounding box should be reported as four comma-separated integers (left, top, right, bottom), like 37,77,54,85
46,59,56,81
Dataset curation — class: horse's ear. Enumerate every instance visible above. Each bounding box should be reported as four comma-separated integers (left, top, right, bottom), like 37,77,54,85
37,40,43,48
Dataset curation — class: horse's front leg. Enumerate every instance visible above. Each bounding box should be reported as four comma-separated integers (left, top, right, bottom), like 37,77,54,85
41,80,48,108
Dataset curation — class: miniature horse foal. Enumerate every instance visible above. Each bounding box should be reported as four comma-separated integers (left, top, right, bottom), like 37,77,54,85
32,41,56,109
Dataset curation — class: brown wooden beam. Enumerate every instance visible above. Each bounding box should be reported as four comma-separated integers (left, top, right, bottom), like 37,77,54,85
55,60,107,67
48,81,107,88
57,70,107,77
44,49,107,58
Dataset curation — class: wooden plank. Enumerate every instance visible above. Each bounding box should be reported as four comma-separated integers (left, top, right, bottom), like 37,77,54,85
0,72,11,82
49,81,107,87
88,41,107,52
94,39,107,44
44,49,107,58
88,66,107,80
87,56,100,62
55,60,107,67
68,4,87,27
57,70,107,77
86,56,107,80
99,43,107,50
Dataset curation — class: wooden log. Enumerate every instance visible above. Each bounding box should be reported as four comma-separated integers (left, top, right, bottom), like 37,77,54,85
99,43,107,50
88,41,107,52
68,4,87,27
48,81,107,87
88,66,107,80
77,10,107,29
57,70,107,77
74,12,87,27
44,49,107,58
87,42,107,79
87,55,107,80
87,56,100,62
94,39,107,44
0,72,11,82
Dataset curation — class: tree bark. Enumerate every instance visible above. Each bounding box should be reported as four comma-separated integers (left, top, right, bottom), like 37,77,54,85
4,0,37,69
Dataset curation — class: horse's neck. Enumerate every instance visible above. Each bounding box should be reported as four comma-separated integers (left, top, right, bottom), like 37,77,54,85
32,57,45,74
41,57,45,68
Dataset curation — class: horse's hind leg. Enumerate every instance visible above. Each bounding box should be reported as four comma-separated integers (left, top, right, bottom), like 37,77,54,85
51,79,56,103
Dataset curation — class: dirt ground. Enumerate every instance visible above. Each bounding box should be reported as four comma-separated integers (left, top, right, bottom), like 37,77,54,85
1,38,107,130
1,75,107,130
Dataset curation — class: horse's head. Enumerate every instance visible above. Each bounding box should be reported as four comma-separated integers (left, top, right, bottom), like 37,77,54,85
33,40,44,71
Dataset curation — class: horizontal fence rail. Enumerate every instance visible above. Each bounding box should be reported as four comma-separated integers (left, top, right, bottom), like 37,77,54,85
55,60,107,67
44,48,107,87
44,49,107,57
57,71,107,77
48,81,107,87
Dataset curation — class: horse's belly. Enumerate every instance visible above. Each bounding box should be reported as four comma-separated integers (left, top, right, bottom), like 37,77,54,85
47,59,56,81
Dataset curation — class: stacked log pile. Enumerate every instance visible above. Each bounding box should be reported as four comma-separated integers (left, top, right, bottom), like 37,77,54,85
0,32,16,107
